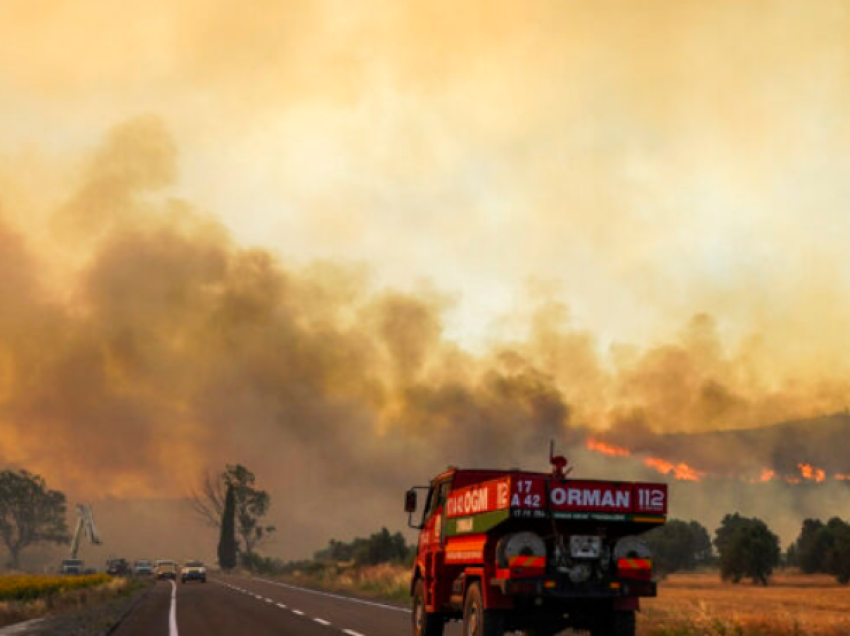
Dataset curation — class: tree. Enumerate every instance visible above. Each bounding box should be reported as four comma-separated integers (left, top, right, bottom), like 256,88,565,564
791,517,850,584
645,519,713,574
192,464,275,555
217,484,237,571
823,520,850,584
793,518,828,573
714,513,780,585
0,470,70,569
313,528,414,566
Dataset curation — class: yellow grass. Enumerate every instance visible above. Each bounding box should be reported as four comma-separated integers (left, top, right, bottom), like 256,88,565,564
641,572,850,636
0,574,129,628
285,566,850,634
0,574,111,601
286,563,411,602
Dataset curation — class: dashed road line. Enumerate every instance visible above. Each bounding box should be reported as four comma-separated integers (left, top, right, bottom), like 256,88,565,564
216,578,370,636
168,580,179,636
254,577,411,613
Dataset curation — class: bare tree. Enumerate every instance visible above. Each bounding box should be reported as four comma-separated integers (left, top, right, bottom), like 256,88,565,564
190,471,227,530
190,464,275,554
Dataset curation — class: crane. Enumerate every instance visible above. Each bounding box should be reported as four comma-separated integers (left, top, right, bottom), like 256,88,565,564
69,504,101,559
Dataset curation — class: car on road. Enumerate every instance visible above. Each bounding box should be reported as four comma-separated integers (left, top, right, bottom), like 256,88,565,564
106,558,130,576
134,559,153,577
60,559,84,575
180,561,207,584
154,559,177,580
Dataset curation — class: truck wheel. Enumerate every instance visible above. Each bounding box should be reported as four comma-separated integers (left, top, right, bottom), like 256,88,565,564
592,611,635,636
463,582,505,636
413,580,444,636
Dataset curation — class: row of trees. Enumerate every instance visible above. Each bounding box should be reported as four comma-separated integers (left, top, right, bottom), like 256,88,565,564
313,527,414,566
787,518,850,583
646,514,850,585
1,462,846,588
0,463,277,572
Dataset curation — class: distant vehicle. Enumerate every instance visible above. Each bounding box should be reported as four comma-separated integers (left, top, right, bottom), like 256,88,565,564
134,559,153,577
106,558,130,576
180,561,207,584
154,560,177,580
60,559,84,575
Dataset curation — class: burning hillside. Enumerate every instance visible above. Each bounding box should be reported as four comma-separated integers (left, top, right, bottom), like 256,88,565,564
585,413,850,486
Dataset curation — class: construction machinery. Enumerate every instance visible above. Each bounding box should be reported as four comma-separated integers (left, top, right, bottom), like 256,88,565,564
60,504,102,574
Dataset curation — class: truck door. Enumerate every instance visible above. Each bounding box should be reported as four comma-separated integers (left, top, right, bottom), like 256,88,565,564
421,479,451,610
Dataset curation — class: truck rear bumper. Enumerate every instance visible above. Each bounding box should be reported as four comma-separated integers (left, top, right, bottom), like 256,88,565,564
492,577,656,599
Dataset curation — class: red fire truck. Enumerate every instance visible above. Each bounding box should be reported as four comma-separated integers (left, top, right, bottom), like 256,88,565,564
404,450,667,636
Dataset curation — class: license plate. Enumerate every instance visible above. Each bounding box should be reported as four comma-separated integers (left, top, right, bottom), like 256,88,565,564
570,535,601,558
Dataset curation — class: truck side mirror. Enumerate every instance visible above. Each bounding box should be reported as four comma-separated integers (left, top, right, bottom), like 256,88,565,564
404,490,418,513
405,486,430,529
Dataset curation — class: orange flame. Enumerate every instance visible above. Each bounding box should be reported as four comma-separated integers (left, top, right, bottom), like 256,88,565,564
748,468,776,483
643,457,705,482
797,463,826,483
586,438,631,457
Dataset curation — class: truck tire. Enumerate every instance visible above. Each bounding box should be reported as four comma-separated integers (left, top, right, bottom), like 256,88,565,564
592,610,635,636
413,580,444,636
463,582,505,636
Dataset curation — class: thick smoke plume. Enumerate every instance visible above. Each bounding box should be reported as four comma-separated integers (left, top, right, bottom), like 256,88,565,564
1,118,850,560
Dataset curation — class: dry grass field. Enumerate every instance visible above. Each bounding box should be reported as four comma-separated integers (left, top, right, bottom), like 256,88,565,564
285,566,850,635
640,572,850,636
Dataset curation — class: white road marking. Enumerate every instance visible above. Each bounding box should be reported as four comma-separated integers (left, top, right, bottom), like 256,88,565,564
276,603,288,609
343,630,366,636
255,577,411,613
169,580,179,636
292,610,305,616
265,598,274,604
313,618,331,626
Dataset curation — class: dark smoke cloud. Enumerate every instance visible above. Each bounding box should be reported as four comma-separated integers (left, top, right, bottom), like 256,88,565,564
1,117,849,561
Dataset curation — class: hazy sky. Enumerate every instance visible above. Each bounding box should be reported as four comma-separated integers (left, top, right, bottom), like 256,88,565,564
2,1,850,558
3,0,849,351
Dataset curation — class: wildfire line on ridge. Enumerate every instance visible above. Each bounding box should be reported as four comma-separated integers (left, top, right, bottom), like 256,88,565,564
584,437,846,485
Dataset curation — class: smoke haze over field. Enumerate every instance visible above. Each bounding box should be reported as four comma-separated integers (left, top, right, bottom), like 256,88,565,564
2,1,850,559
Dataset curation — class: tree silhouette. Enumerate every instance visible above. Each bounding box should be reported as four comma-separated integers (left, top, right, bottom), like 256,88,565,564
0,470,70,569
715,513,780,585
217,485,237,571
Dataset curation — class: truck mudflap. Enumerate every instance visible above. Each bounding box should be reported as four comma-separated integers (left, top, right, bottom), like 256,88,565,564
491,576,657,600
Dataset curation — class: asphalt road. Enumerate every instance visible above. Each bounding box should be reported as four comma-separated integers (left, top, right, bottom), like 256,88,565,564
112,575,463,636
